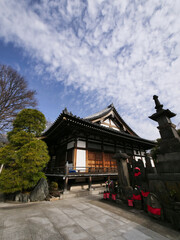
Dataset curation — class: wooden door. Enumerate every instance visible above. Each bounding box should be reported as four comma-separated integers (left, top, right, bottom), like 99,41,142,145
104,153,117,172
88,151,103,172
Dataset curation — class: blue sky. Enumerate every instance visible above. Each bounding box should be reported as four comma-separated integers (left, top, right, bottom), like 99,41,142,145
0,0,180,140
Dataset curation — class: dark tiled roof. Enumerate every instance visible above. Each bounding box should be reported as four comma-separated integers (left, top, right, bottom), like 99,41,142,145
84,103,137,136
42,106,155,149
84,104,113,120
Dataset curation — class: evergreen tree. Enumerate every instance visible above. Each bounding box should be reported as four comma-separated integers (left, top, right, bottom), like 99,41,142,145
12,109,46,136
0,109,49,193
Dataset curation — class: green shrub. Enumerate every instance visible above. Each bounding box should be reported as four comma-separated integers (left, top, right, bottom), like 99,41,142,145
50,182,58,190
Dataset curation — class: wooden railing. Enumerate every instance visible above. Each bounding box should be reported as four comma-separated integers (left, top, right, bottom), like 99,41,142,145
46,166,117,175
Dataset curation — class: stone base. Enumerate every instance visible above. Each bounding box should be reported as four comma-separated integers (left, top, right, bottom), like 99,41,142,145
157,152,180,162
156,160,180,173
164,207,180,229
159,138,180,153
156,151,180,173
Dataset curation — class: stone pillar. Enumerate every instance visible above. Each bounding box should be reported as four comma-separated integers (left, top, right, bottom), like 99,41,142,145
113,151,133,201
113,152,130,187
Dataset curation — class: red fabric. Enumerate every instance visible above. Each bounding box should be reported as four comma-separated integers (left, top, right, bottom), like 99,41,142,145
134,172,141,177
128,199,134,206
147,205,161,216
134,167,140,171
133,194,142,200
141,190,150,198
112,194,117,201
103,193,107,199
106,193,110,199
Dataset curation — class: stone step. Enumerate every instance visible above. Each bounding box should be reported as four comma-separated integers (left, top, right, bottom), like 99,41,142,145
70,184,105,191
60,188,104,199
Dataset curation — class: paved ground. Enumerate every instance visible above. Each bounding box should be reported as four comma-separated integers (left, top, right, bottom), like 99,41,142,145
0,195,179,240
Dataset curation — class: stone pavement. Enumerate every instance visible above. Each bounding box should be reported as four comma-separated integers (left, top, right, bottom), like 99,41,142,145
0,195,179,240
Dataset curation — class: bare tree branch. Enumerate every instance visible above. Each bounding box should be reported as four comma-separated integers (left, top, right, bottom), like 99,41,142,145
0,64,37,132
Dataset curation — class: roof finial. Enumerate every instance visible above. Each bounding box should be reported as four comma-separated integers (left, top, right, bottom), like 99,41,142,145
108,103,114,108
153,95,163,112
62,107,68,114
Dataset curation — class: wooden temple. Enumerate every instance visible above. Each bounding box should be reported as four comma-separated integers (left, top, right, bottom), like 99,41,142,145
42,104,155,190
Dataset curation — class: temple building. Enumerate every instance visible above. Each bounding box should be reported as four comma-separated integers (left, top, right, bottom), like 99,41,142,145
42,104,155,190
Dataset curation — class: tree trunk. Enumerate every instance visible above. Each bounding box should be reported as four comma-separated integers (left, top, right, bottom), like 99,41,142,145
0,164,4,174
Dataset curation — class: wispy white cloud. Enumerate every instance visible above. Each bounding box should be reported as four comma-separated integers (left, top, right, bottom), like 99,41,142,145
0,0,180,140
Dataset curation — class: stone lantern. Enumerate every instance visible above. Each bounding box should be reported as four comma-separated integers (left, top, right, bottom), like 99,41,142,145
149,95,180,173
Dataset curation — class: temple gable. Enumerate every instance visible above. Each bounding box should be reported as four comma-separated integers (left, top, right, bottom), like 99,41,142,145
84,104,137,136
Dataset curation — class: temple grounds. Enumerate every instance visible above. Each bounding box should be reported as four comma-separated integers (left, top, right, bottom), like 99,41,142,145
0,194,179,240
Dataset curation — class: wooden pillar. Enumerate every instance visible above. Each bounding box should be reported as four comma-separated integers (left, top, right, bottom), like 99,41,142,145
102,138,105,173
102,152,105,173
64,176,69,191
74,148,77,170
86,149,89,172
88,176,92,190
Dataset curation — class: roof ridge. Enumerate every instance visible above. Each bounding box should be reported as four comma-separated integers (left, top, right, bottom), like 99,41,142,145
83,104,113,120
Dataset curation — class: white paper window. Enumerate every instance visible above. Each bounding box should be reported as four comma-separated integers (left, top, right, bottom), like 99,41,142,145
151,159,155,167
76,149,86,172
135,156,141,161
77,140,86,148
67,141,75,149
142,157,146,167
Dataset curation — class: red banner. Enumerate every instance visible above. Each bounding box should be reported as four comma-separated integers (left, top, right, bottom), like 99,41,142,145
103,193,107,199
141,190,150,198
133,194,142,200
147,205,161,216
